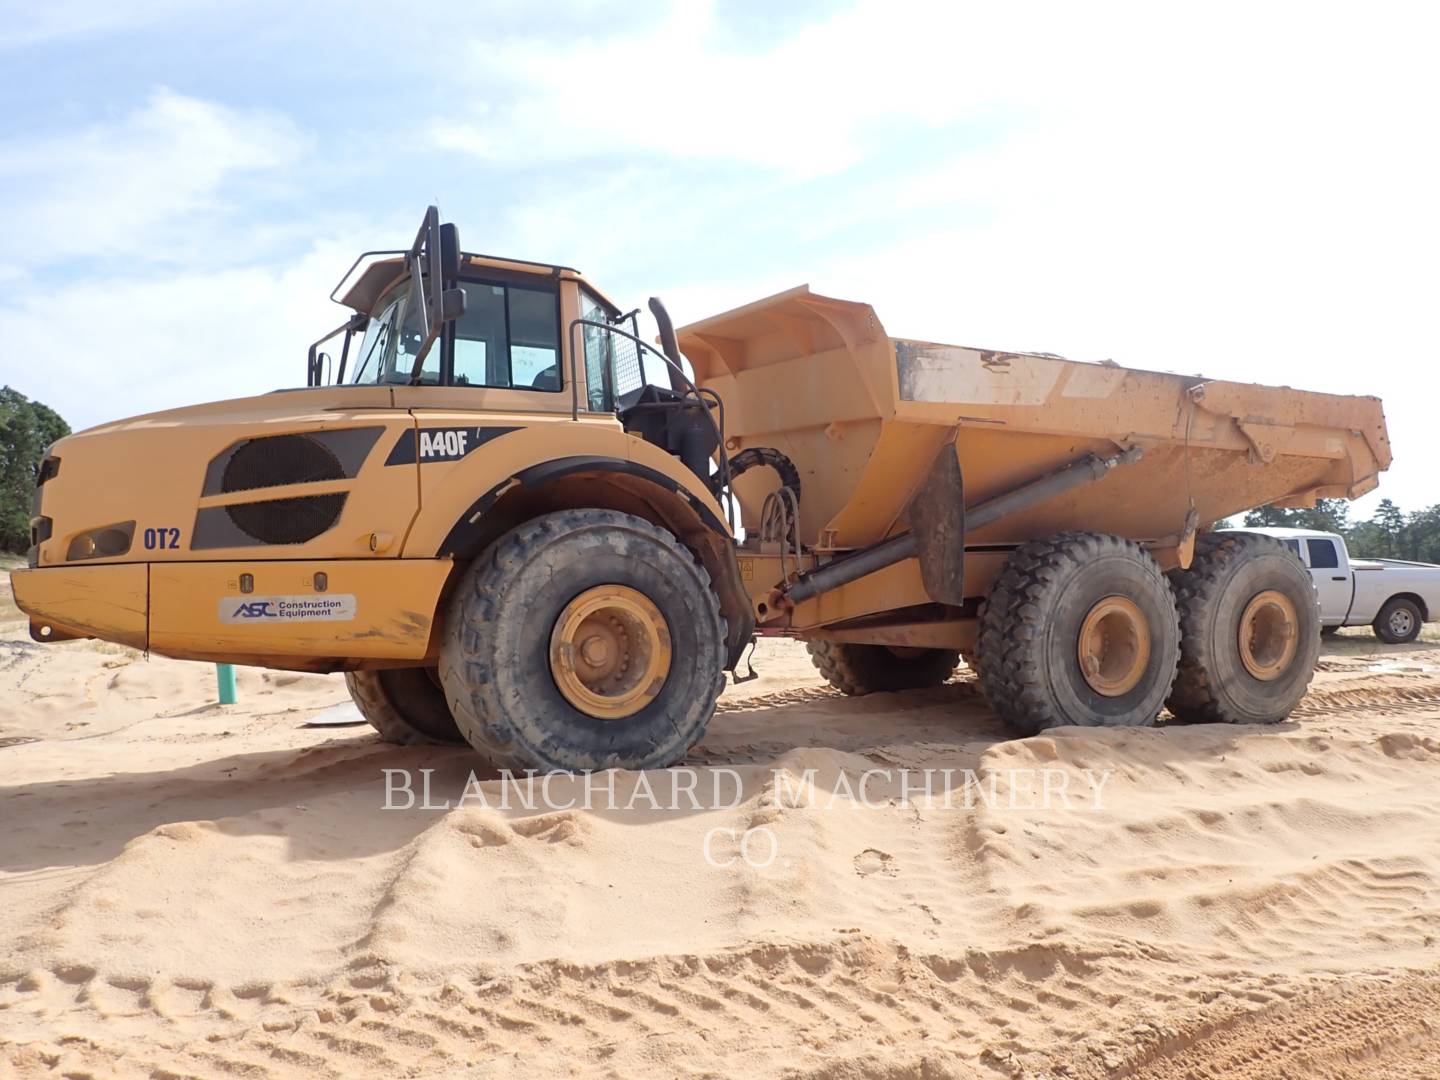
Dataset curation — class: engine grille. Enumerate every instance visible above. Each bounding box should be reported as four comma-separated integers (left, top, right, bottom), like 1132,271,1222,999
225,494,347,546
220,434,344,493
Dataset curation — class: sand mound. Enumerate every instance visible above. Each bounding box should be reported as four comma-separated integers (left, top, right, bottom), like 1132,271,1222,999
4,635,1440,1077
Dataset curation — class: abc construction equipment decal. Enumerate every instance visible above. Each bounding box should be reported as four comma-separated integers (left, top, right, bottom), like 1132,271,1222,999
385,425,519,465
220,595,358,623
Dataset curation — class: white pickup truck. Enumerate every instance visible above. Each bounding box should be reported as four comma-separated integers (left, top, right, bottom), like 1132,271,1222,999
1231,527,1440,643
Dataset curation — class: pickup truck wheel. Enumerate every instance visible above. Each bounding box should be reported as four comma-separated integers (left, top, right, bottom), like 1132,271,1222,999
1373,597,1423,644
345,668,464,745
805,640,959,695
438,509,726,772
976,532,1180,735
1167,532,1319,724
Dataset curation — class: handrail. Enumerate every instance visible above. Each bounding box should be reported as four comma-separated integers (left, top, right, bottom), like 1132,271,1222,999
566,317,733,526
305,318,355,387
305,312,368,386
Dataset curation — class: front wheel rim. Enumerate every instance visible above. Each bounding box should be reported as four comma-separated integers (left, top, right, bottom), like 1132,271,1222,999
1238,590,1299,680
549,585,672,719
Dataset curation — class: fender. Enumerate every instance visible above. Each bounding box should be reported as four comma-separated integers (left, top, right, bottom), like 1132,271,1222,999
437,454,730,557
401,418,722,554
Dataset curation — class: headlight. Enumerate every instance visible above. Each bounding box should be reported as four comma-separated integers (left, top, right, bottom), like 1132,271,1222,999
67,522,135,561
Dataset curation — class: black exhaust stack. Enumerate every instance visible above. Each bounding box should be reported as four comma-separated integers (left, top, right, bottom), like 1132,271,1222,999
647,297,689,395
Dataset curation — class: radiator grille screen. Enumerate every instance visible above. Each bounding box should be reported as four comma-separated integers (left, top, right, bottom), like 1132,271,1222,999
226,493,347,545
221,434,343,493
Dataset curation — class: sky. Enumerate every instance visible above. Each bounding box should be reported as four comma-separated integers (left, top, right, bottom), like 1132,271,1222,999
0,0,1435,518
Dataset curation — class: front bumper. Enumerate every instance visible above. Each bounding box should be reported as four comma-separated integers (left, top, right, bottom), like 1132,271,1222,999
11,559,453,669
12,563,149,648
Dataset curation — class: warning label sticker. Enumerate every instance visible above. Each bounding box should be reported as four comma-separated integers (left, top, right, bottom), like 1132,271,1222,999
220,594,357,623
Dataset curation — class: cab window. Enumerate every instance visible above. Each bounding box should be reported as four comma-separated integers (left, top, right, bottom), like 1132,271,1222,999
1307,538,1340,569
398,283,439,384
450,280,560,391
579,287,613,411
350,280,440,385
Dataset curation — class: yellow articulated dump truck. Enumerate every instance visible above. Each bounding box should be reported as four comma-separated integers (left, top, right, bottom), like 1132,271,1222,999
12,208,1390,772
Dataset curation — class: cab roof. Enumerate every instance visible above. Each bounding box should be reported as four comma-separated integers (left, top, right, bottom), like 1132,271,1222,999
1222,526,1341,540
334,251,622,317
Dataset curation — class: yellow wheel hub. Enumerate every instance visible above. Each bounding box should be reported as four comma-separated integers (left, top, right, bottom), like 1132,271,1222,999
549,585,672,719
1077,595,1151,697
1238,589,1298,681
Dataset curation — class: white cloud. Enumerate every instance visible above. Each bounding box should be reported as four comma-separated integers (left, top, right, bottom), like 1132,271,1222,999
0,88,306,267
455,0,1440,510
0,239,360,431
433,0,1047,174
3,0,1436,520
437,1,1440,176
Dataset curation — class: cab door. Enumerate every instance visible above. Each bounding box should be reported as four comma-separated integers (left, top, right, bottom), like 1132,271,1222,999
1303,536,1352,625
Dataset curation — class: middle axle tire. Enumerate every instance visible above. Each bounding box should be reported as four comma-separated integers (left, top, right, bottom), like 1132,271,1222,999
976,531,1181,736
345,668,465,746
805,640,960,695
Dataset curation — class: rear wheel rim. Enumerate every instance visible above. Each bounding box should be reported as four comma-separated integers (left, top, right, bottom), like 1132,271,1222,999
549,585,672,719
1238,589,1299,680
1390,608,1416,638
1077,595,1151,697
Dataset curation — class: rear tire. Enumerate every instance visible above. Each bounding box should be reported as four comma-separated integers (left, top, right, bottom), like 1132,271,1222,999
345,667,464,745
976,532,1180,735
438,509,726,772
1167,532,1319,724
1373,597,1423,644
806,640,959,695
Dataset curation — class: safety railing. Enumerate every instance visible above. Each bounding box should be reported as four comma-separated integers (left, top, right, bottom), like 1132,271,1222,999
566,318,733,521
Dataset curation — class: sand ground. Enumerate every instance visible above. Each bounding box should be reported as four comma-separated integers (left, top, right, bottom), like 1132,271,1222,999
3,571,1440,1078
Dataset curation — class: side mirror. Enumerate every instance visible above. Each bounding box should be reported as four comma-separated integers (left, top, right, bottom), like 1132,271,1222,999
403,207,468,384
440,223,461,280
440,287,467,323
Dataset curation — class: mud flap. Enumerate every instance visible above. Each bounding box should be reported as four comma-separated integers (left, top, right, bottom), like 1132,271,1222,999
909,446,965,605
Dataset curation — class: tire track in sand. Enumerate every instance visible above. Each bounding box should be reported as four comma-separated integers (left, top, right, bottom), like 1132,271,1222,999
1113,969,1440,1080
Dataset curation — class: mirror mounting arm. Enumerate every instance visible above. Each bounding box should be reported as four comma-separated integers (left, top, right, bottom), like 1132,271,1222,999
406,207,467,385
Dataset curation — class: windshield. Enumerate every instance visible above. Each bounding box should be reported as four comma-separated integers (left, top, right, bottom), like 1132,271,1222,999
349,275,440,385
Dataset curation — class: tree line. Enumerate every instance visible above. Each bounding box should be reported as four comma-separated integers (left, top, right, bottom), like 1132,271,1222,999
1,387,70,554
1223,497,1440,563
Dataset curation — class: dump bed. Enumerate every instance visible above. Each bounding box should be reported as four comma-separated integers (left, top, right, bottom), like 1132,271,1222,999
678,286,1390,555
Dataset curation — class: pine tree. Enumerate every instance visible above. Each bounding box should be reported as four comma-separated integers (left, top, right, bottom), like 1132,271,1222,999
1374,498,1405,558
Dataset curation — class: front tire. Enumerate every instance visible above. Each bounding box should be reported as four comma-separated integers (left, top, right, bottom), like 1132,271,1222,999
976,532,1180,735
438,509,726,772
1167,532,1320,724
806,640,959,695
1374,597,1423,644
345,667,464,745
